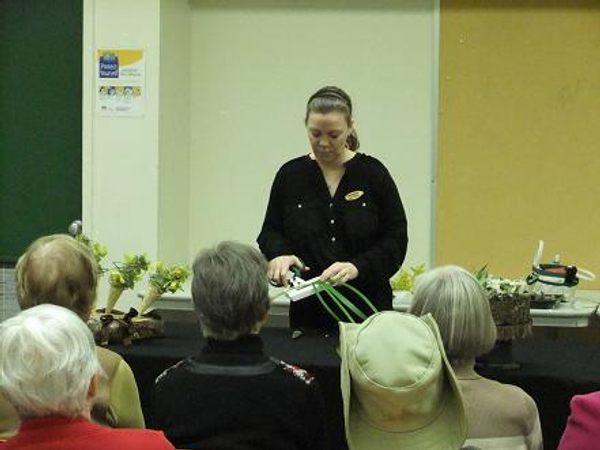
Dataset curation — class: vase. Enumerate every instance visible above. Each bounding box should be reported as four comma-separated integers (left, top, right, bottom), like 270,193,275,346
105,285,124,315
138,284,162,315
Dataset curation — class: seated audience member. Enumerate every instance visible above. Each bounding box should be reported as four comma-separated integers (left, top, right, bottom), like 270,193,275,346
339,311,467,450
153,241,328,450
0,234,144,440
410,265,543,450
557,391,600,449
0,304,174,450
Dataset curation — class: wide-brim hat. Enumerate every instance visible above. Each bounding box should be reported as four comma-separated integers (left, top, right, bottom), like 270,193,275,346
339,311,466,450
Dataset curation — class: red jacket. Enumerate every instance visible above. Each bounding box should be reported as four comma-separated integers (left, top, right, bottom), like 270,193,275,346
558,391,600,450
0,416,174,450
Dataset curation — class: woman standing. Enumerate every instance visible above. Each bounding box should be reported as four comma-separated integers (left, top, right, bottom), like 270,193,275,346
258,86,408,330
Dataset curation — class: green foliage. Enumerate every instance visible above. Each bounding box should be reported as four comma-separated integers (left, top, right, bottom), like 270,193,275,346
108,254,151,290
148,262,190,294
75,233,108,274
390,264,426,292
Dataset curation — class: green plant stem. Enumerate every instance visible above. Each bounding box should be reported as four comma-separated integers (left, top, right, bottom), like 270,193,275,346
318,281,367,320
338,282,379,314
314,288,344,322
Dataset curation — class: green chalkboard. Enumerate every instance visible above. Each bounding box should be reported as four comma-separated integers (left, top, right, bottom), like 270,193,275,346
0,0,82,262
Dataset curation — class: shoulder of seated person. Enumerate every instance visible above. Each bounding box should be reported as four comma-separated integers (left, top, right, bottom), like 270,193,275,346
464,378,536,409
272,358,315,386
105,427,172,446
96,347,125,376
571,391,600,412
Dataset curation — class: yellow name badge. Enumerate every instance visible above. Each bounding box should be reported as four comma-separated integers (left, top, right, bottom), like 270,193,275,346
344,190,364,201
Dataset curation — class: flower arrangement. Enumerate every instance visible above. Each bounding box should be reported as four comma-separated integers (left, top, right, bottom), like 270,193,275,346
138,262,190,314
105,254,151,314
474,265,526,296
474,266,532,341
75,234,108,273
390,264,426,293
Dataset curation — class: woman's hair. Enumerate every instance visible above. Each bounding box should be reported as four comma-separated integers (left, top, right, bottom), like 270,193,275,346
16,234,98,320
305,86,360,151
410,265,497,365
192,241,271,341
0,304,101,418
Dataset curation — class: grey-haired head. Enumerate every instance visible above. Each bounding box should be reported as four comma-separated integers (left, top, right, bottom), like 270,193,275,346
192,241,270,341
410,265,497,366
0,304,101,419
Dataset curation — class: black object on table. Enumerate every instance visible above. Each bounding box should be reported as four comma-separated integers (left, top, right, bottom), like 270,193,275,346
110,322,600,450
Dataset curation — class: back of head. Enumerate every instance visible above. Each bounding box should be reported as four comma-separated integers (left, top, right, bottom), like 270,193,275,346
305,86,360,151
0,304,100,419
192,241,270,340
16,234,98,320
410,265,497,365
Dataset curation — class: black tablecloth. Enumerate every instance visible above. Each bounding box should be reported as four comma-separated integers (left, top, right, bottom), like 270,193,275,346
110,322,600,450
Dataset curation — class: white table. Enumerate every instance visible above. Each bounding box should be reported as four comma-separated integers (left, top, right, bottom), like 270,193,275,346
151,287,600,329
392,291,600,328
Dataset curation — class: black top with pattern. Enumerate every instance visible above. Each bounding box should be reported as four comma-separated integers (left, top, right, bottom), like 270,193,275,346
153,335,328,450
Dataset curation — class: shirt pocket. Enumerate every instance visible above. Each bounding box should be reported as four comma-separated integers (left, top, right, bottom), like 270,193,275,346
283,200,325,240
342,199,379,239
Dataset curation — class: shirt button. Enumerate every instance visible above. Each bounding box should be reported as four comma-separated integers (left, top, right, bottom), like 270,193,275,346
331,237,336,243
362,202,366,207
297,203,302,208
330,219,335,225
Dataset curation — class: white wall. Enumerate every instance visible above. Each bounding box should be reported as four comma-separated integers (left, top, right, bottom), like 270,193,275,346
83,0,162,308
83,0,438,309
158,0,191,265
187,1,437,269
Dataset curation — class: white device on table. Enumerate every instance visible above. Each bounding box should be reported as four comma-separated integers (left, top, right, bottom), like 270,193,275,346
283,274,328,302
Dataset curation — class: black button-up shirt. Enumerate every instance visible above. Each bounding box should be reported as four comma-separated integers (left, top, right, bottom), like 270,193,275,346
257,153,408,313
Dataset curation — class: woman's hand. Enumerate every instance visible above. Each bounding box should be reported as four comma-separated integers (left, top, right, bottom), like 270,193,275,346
320,262,359,284
268,255,306,287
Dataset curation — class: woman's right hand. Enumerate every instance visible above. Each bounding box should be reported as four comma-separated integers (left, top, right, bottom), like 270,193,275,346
268,255,307,287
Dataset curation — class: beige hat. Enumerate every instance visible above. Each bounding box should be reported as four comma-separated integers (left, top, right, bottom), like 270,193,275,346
339,311,466,450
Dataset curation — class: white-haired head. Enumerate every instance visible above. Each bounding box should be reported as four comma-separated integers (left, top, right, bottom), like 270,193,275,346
0,304,101,418
410,265,497,366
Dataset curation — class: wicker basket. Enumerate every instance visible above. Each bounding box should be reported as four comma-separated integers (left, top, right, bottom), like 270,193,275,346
488,293,532,341
87,308,164,346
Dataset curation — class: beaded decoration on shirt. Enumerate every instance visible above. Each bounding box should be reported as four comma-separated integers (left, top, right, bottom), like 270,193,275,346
155,359,186,384
277,360,315,385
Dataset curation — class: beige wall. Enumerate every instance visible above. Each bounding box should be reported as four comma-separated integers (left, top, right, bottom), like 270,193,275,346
83,0,163,308
187,1,438,268
83,1,438,308
437,1,600,287
158,0,191,264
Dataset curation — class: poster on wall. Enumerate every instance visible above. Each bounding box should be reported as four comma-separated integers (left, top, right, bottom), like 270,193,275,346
96,49,145,117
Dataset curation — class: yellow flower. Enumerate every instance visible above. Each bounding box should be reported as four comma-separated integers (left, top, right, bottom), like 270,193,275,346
93,242,108,258
109,270,125,287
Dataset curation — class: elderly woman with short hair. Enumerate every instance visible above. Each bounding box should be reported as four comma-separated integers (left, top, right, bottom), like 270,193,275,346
153,241,328,450
410,265,543,450
0,304,174,450
0,234,144,440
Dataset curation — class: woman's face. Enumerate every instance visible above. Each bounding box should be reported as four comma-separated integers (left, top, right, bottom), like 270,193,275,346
306,111,352,164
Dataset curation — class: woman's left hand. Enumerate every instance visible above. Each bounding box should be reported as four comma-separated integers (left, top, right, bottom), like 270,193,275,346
320,262,359,284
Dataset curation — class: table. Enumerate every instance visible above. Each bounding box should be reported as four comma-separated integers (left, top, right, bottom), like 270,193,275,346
155,288,600,329
110,321,600,450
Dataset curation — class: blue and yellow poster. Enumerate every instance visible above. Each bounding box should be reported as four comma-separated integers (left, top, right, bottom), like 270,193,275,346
96,49,145,117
